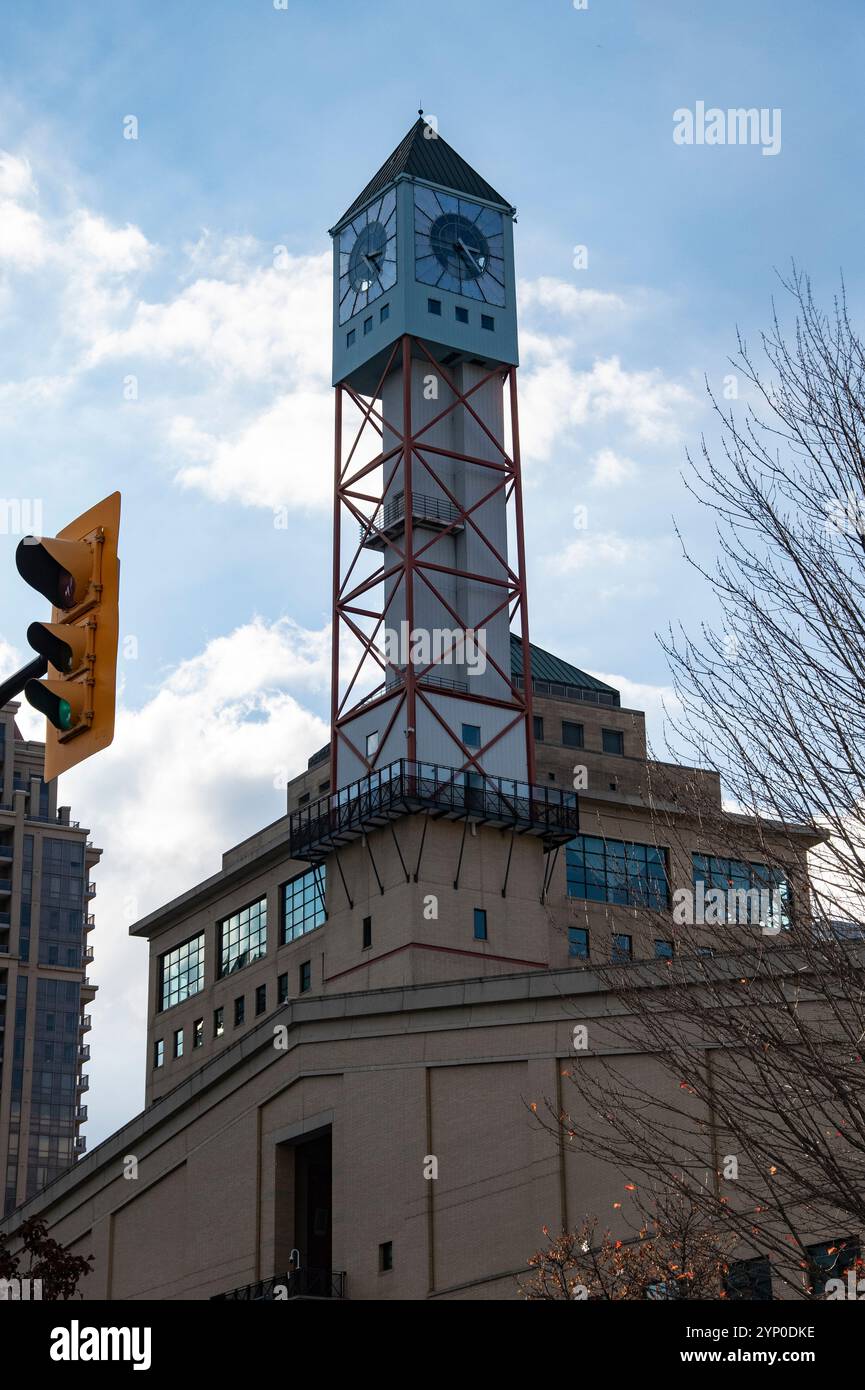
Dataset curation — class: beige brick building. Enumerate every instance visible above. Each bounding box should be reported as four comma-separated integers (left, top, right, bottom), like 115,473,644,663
0,656,819,1300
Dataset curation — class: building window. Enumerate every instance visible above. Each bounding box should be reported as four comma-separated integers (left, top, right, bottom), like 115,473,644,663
298,792,310,805
455,305,469,323
562,720,584,748
805,1239,860,1297
566,835,669,909
568,926,589,960
158,933,205,1012
255,983,267,1016
428,298,442,316
611,933,632,963
173,1028,184,1059
692,854,789,930
533,715,544,741
473,908,487,941
318,780,330,793
213,1007,224,1038
346,329,356,347
654,940,674,960
462,723,481,749
234,996,245,1027
281,866,327,943
379,1240,393,1272
218,897,267,978
602,728,624,756
193,1019,203,1048
153,1039,164,1069
380,303,389,322
481,314,494,331
362,915,372,949
725,1256,773,1301
299,961,311,993
363,316,373,335
278,973,288,1004
366,730,379,758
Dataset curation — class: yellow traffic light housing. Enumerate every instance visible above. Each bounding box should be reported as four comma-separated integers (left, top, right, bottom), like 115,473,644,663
15,492,121,779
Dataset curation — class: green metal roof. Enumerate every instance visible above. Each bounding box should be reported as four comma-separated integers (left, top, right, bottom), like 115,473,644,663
510,635,620,700
335,117,513,228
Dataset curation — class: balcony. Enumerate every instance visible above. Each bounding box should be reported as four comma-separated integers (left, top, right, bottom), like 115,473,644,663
78,1043,90,1062
80,1013,91,1032
212,1269,347,1301
77,1074,89,1092
85,914,95,932
81,978,97,999
289,758,579,865
359,490,464,549
85,882,97,898
83,945,94,962
75,1104,88,1123
74,1136,86,1155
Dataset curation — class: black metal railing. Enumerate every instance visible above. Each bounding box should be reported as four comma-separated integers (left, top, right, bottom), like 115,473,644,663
212,1268,347,1301
514,673,620,708
289,758,579,860
360,490,463,544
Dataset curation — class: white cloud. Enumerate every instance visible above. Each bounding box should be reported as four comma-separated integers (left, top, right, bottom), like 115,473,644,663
0,151,36,199
58,615,332,1142
66,211,152,275
518,277,627,320
86,253,330,384
552,529,644,573
520,354,695,463
171,388,333,510
590,446,638,487
0,199,48,269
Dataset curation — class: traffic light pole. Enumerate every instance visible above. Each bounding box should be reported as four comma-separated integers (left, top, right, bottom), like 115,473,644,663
0,655,49,709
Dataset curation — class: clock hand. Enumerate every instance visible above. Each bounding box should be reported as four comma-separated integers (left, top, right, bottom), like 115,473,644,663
456,237,484,273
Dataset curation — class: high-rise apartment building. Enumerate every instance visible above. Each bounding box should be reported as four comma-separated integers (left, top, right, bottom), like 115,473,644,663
0,701,99,1214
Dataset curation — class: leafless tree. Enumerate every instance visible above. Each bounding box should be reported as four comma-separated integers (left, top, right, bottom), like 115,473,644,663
552,272,865,1299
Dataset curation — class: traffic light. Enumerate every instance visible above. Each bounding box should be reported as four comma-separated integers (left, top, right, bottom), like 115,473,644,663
13,492,121,780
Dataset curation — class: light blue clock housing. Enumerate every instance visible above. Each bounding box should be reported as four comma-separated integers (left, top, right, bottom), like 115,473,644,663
329,119,518,394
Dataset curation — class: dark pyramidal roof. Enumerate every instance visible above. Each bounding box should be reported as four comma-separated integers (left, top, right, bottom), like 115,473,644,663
509,635,620,701
336,117,512,227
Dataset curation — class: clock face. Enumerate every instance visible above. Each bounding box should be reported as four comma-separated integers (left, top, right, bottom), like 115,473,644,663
414,186,506,305
338,188,397,325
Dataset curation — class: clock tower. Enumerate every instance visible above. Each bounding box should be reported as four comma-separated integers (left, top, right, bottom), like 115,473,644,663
327,116,542,802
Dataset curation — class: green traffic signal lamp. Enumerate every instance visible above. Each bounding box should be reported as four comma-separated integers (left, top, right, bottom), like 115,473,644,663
24,677,85,733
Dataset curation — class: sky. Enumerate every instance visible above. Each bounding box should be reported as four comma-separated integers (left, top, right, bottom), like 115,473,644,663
0,0,862,1145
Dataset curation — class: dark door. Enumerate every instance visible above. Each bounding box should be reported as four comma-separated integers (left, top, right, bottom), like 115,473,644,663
294,1133,332,1276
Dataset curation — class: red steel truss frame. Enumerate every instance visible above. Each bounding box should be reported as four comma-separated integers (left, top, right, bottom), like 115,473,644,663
330,334,536,792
